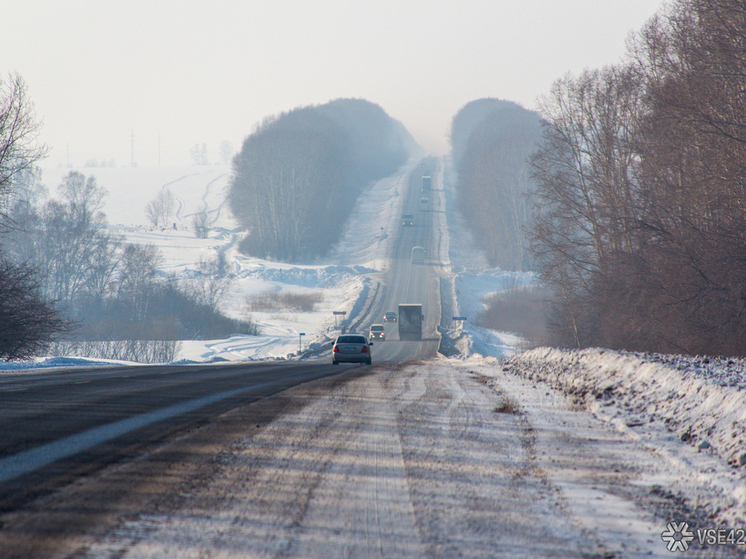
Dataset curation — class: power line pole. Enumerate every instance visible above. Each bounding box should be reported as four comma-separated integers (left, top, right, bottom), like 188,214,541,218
130,129,136,167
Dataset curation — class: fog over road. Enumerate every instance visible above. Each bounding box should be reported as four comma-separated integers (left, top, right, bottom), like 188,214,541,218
0,160,733,558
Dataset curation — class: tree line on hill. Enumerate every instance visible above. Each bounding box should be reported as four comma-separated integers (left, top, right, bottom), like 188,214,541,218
228,98,415,261
449,98,542,272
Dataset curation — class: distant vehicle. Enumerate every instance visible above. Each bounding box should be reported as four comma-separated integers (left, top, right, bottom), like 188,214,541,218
369,324,385,340
332,334,373,365
421,176,431,191
411,246,425,264
384,311,397,322
402,214,414,226
398,304,423,341
420,196,429,206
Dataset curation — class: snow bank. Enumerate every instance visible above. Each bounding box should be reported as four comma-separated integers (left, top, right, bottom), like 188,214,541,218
505,347,746,521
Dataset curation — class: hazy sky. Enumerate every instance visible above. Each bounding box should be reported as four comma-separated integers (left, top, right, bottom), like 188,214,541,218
3,0,664,168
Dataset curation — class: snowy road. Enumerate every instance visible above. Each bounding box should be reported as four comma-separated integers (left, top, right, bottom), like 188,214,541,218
2,361,733,558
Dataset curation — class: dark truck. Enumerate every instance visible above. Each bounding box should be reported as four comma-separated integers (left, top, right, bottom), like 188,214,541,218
398,304,423,341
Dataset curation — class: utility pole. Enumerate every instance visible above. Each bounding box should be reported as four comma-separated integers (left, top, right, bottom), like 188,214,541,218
130,129,135,167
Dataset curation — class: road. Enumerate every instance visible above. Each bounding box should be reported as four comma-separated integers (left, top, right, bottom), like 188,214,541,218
0,362,349,511
0,159,734,559
375,156,444,364
0,157,446,557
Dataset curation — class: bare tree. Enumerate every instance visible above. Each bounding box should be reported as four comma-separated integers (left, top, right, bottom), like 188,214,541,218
58,170,107,226
145,189,175,228
115,244,163,322
21,172,119,304
219,140,233,164
191,203,210,238
190,143,209,165
0,73,48,213
0,73,70,358
185,254,233,313
0,258,71,360
529,65,645,347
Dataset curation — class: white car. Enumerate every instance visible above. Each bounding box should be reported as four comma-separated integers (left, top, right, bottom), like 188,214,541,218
369,324,385,340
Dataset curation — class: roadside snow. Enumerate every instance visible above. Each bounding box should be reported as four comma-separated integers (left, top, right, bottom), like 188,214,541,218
503,348,746,525
441,153,746,534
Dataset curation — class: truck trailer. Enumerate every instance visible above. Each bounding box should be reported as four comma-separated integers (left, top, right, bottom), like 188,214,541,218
398,304,423,341
421,176,431,191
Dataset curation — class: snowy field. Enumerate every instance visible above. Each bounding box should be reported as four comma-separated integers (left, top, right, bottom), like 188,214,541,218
4,161,413,367
1,157,527,369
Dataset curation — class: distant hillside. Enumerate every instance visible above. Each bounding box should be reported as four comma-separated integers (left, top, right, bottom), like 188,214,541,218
229,99,416,262
449,99,542,271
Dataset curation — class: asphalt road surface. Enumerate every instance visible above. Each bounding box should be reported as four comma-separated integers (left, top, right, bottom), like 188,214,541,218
374,156,444,364
0,362,346,511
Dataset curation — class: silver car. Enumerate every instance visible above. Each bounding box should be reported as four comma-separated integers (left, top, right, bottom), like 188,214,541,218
332,334,373,365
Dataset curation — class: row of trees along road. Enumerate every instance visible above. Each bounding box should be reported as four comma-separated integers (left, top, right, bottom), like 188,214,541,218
449,99,542,272
229,98,416,261
529,0,746,356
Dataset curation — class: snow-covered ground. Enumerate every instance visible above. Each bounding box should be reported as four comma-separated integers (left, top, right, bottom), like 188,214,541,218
3,157,525,369
499,348,746,526
5,161,412,367
9,157,746,531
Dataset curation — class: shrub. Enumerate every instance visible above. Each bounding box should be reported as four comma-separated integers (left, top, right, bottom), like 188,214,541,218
476,285,548,345
245,290,324,313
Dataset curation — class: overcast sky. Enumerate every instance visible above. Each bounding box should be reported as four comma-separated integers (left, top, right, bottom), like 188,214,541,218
3,0,664,168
